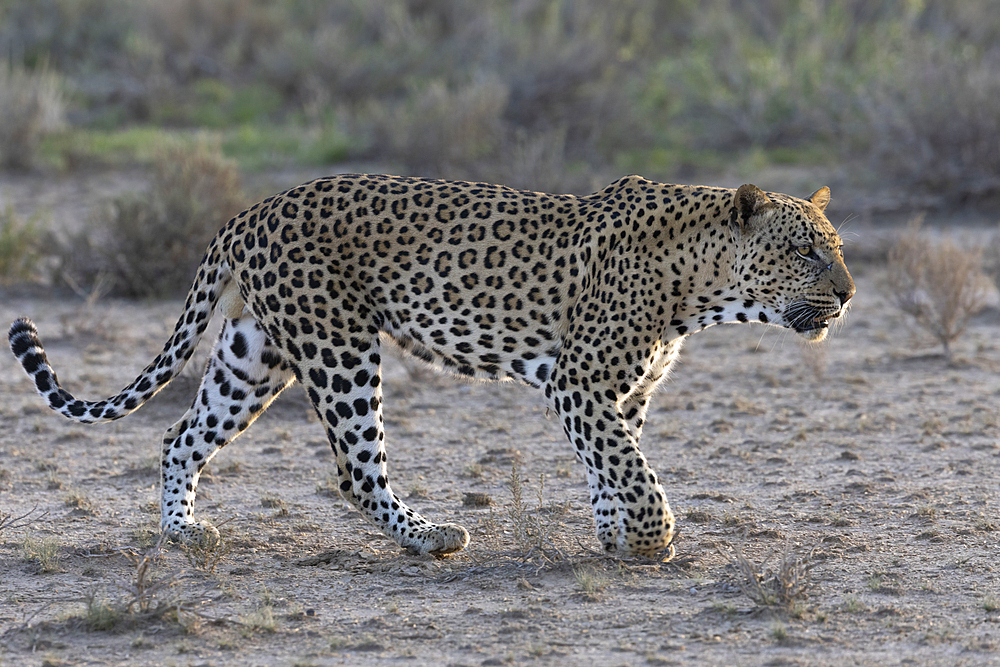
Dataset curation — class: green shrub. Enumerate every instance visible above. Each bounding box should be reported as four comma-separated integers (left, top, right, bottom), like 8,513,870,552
645,1,1000,196
0,206,46,283
4,0,1000,200
0,61,65,169
61,141,247,298
858,36,1000,199
367,77,508,175
21,534,62,573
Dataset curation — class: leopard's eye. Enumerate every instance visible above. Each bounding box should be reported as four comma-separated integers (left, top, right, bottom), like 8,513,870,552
796,246,812,257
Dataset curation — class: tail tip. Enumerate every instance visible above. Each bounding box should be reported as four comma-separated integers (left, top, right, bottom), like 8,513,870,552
9,317,37,336
9,317,39,355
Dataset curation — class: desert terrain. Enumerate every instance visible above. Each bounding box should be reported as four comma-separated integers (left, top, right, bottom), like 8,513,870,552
1,188,999,666
3,2,1000,664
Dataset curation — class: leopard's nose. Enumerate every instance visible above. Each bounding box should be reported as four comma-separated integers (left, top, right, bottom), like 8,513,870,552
834,285,854,306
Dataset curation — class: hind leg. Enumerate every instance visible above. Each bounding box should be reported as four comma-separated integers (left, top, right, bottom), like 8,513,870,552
160,315,294,542
300,332,468,556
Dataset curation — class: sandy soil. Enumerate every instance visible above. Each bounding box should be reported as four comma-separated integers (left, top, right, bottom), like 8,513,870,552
1,177,999,666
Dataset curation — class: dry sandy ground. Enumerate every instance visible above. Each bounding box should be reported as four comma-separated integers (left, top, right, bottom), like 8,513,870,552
1,179,999,666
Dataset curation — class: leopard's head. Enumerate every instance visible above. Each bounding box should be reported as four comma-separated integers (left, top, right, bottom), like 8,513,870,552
728,184,855,342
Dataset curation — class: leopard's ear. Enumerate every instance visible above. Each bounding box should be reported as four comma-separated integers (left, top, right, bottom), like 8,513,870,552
730,184,772,233
808,186,831,212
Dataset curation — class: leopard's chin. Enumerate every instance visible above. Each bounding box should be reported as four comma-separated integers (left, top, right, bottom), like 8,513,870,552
794,323,829,342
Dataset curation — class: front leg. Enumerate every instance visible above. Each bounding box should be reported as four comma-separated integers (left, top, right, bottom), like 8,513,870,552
580,344,679,551
546,363,676,558
619,339,683,442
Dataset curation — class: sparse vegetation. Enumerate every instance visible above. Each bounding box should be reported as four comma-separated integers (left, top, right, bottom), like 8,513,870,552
78,534,228,635
0,60,64,169
0,506,45,534
260,495,287,511
506,464,559,560
179,530,230,574
473,463,565,561
463,463,485,479
887,226,994,360
82,535,183,632
723,542,813,612
685,508,713,524
64,491,95,514
572,565,610,602
21,534,62,573
463,492,492,508
842,595,867,613
0,1,995,197
0,206,46,284
59,140,247,297
131,525,158,549
239,604,277,637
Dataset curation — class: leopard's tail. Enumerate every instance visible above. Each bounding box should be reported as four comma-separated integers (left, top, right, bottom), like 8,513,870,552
8,236,232,424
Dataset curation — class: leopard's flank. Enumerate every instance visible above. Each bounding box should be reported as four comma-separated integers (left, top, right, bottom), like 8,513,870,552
9,174,854,558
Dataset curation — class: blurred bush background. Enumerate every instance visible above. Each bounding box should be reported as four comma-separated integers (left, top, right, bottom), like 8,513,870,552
1,0,998,295
3,0,998,196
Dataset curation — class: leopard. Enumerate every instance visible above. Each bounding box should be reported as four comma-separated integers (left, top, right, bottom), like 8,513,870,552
8,174,854,558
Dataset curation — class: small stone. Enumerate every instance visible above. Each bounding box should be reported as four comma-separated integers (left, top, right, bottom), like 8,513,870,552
463,492,492,508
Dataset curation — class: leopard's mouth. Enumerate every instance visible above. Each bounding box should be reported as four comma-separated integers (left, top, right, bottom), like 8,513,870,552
786,303,845,339
793,311,839,333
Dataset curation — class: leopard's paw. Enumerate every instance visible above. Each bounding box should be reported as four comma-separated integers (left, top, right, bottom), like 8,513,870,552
405,523,470,557
164,520,221,547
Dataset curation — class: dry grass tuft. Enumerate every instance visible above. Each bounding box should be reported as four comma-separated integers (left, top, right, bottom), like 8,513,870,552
507,463,550,558
887,224,994,360
81,534,219,633
238,604,277,637
572,565,610,602
82,535,177,631
722,542,813,611
476,463,565,563
179,531,230,575
21,534,63,573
